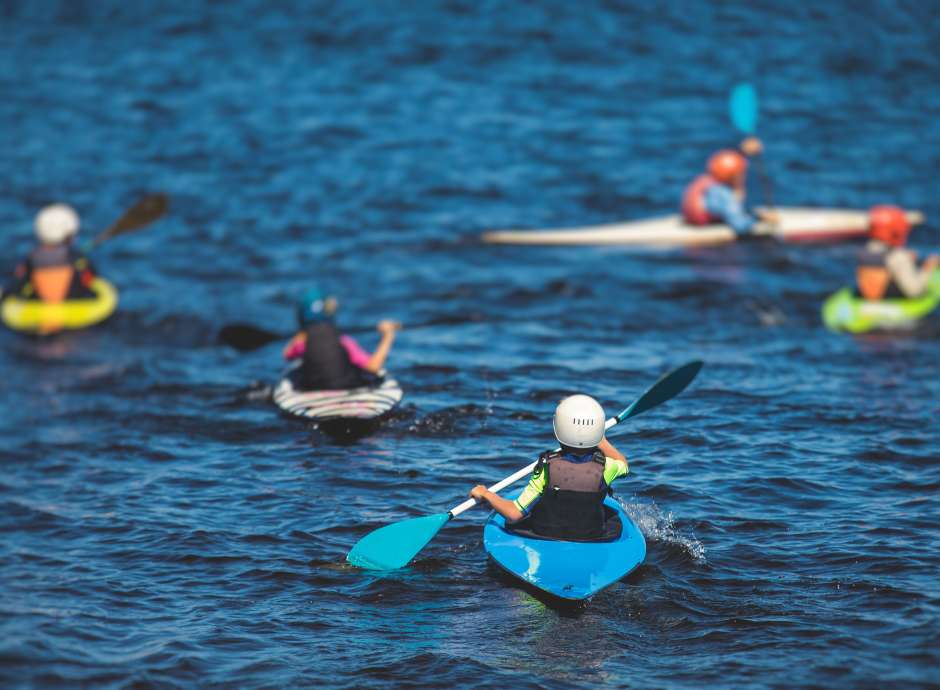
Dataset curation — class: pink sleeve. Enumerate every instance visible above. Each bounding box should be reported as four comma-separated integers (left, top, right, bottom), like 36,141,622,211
283,337,306,361
340,335,372,369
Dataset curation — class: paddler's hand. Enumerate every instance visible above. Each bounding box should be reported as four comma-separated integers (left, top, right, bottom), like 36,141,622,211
740,137,763,157
470,485,489,502
757,209,780,225
377,320,402,336
924,255,940,272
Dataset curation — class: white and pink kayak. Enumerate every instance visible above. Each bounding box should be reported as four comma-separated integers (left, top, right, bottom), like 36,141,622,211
481,208,925,248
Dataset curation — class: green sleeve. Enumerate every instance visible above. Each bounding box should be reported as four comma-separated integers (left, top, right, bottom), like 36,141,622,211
603,457,628,485
513,465,547,513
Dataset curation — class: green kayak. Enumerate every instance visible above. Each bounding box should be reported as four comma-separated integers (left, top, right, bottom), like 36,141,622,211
822,270,940,333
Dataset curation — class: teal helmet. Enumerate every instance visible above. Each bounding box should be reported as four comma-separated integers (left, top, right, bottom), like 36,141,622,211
296,287,335,326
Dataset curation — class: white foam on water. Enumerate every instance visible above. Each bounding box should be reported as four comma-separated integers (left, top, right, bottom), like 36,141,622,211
620,497,706,564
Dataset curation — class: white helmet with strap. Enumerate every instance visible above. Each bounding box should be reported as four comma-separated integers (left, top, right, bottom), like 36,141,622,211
553,394,606,448
35,204,80,245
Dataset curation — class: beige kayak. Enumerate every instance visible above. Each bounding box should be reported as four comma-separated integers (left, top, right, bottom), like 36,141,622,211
482,208,925,248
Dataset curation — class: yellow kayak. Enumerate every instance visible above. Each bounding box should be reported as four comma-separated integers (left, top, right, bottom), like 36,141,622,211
1,278,118,335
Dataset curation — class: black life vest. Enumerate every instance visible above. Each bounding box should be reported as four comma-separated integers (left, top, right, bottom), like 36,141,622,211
300,321,369,391
518,449,610,540
856,244,903,300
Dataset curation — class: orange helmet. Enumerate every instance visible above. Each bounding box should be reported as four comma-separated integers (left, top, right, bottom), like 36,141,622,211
707,150,748,184
869,205,910,247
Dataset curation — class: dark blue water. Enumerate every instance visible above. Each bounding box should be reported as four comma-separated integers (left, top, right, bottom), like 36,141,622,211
2,2,939,688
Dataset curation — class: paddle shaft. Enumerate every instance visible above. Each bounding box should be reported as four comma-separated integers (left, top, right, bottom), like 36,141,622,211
730,84,775,211
448,417,617,518
754,156,774,209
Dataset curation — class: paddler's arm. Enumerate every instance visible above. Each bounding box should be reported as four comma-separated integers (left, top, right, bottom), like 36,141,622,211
282,331,307,360
598,437,626,464
363,320,401,373
704,185,758,236
887,250,940,298
470,484,524,523
3,261,30,300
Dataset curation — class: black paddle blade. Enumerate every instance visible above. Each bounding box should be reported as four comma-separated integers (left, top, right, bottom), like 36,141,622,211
218,323,287,351
93,194,169,247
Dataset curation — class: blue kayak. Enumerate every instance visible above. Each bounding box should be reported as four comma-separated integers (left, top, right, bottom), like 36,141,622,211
483,496,646,601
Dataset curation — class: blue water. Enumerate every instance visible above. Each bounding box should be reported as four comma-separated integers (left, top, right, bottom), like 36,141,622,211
2,2,939,688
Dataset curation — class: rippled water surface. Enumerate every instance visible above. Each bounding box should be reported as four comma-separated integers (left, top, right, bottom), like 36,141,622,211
2,2,939,688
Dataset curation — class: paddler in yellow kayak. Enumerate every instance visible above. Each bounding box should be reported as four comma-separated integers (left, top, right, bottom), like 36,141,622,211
282,287,401,391
857,205,939,300
469,395,629,540
3,204,97,303
681,137,779,234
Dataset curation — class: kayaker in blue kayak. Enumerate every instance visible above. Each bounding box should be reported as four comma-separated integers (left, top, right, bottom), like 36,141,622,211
857,205,939,300
469,395,629,540
3,204,97,303
681,138,779,235
283,287,401,391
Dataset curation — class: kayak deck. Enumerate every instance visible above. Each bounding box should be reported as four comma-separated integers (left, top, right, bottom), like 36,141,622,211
482,208,924,248
483,496,646,601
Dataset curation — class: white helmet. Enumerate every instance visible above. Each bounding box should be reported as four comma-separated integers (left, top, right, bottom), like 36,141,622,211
35,204,80,245
553,394,606,448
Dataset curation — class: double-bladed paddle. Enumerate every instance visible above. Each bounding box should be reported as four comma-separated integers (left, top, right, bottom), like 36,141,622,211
218,322,403,352
220,318,434,352
346,359,704,570
729,82,774,209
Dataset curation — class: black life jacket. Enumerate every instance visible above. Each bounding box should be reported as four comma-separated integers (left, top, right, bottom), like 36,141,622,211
300,321,370,391
517,449,611,540
856,244,903,300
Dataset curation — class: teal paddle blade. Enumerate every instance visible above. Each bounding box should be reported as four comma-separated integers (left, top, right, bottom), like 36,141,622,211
617,360,703,422
347,512,451,570
730,83,758,134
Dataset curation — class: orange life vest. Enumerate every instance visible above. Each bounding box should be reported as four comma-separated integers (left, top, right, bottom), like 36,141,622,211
856,245,901,300
681,174,719,225
24,244,93,303
32,266,75,303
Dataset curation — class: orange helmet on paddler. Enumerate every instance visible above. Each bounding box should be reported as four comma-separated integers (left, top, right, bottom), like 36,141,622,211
869,205,910,247
707,150,748,186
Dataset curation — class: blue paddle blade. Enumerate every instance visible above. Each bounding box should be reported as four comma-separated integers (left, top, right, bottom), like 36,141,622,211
346,512,451,570
617,360,703,423
730,83,758,134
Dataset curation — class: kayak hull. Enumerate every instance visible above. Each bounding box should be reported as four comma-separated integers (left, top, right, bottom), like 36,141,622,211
822,271,940,333
483,496,646,601
482,208,924,248
1,278,118,334
272,366,403,424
